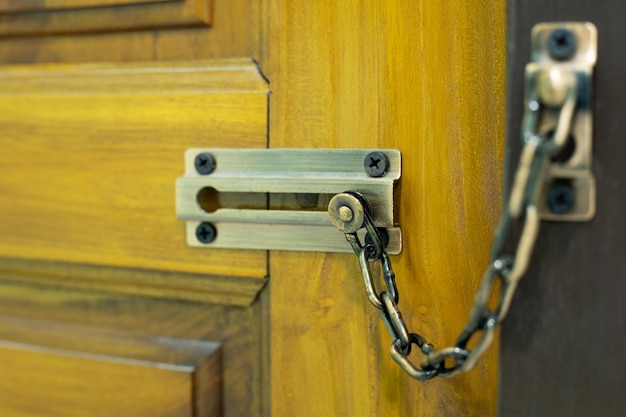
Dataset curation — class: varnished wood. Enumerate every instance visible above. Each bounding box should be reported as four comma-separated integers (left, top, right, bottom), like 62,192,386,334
0,0,172,13
0,59,268,301
0,4,271,417
0,258,266,306
0,0,264,67
267,1,505,416
500,3,626,416
0,4,270,414
0,0,211,37
0,281,265,417
0,1,508,415
0,317,222,417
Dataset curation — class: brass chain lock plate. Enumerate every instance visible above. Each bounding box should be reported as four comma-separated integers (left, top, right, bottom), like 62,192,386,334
527,22,597,221
176,149,402,253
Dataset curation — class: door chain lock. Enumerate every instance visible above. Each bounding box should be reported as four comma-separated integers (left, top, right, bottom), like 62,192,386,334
174,21,595,381
328,22,597,380
176,149,402,253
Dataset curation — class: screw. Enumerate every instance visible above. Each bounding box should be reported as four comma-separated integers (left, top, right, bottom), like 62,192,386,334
546,181,575,214
547,28,577,61
194,153,216,175
338,205,354,222
196,222,217,244
364,151,389,177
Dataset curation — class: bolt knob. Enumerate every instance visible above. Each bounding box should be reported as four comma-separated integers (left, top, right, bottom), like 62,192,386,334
535,67,574,108
328,193,366,233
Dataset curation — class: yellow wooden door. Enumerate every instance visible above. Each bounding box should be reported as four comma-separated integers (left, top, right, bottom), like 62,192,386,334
0,1,505,416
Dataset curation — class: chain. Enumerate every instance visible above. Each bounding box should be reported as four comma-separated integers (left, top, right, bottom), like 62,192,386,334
328,67,578,380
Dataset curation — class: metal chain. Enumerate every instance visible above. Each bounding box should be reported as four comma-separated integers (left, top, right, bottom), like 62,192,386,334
328,67,578,380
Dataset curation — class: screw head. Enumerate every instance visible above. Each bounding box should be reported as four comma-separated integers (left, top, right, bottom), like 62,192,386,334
194,153,216,175
195,222,217,244
546,181,575,214
364,151,389,177
547,28,577,61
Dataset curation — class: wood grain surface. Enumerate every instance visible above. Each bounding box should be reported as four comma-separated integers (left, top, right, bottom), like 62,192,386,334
0,281,266,417
267,1,505,416
0,1,508,415
0,8,271,414
0,258,266,306
0,4,272,417
0,0,172,13
500,3,626,416
0,0,265,66
0,317,222,417
0,59,269,299
0,0,211,37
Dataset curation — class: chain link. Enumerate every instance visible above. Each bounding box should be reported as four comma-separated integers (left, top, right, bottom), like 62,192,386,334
329,68,578,379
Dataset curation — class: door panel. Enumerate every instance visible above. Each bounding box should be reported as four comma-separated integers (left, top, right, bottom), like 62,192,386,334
0,1,508,416
268,1,505,416
0,282,266,417
0,2,269,415
0,52,268,417
501,3,626,416
0,59,268,299
0,317,221,417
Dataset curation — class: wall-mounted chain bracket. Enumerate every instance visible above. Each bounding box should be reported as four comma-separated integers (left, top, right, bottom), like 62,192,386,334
526,22,597,221
176,149,402,253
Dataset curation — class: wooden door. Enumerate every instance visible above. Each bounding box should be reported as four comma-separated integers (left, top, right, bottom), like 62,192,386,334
0,1,505,416
500,3,626,417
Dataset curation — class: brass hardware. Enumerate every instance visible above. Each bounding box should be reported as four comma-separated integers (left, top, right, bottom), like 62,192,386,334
328,192,367,234
176,149,402,253
527,22,597,221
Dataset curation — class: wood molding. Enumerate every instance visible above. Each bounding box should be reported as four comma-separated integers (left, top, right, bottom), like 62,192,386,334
0,0,212,38
0,280,267,417
0,0,174,13
0,316,222,416
0,258,267,306
0,0,264,67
